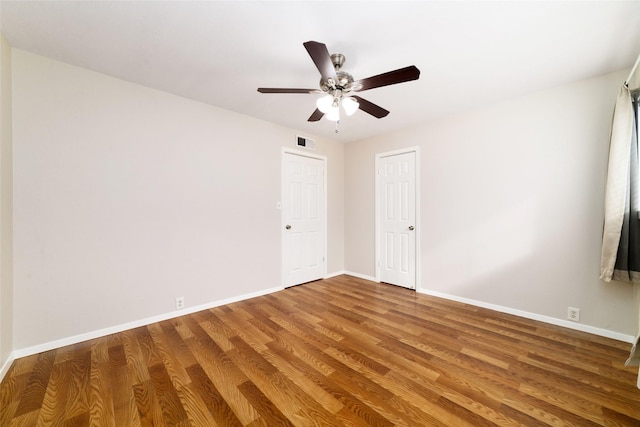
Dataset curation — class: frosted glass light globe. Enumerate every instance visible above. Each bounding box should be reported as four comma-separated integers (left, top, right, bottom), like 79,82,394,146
316,95,333,113
341,97,359,116
326,106,340,122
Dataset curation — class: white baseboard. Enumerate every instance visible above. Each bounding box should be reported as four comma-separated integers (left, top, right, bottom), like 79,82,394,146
0,351,16,382
324,270,346,279
343,271,377,282
12,285,284,360
417,288,635,344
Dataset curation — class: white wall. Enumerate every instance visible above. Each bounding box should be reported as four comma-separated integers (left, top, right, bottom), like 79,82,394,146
0,34,14,375
345,69,636,337
11,50,344,351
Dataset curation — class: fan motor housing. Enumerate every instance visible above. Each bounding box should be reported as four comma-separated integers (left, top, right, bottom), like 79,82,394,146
319,53,355,92
320,70,354,92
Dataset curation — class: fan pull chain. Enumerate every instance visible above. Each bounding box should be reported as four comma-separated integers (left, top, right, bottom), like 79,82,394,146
335,120,340,133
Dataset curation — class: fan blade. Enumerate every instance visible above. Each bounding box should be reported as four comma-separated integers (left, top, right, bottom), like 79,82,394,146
303,41,338,83
353,66,420,92
308,108,324,122
352,96,389,118
257,88,318,94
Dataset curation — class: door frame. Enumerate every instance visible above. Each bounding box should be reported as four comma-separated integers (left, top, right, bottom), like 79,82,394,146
281,148,328,287
375,146,421,289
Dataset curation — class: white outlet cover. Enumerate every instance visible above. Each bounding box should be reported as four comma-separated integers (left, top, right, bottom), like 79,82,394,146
567,307,580,322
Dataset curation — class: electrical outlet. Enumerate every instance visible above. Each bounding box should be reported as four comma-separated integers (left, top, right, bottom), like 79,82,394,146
176,297,185,310
567,307,580,322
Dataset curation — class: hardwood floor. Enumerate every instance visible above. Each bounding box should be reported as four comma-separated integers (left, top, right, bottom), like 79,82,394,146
2,275,639,426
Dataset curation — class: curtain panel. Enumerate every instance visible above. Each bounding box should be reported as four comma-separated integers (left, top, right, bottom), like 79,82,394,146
601,81,640,282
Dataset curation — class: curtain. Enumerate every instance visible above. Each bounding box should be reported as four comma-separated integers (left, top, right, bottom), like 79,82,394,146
601,78,640,282
612,95,639,282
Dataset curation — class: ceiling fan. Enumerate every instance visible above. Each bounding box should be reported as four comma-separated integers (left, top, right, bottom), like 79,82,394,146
257,41,420,123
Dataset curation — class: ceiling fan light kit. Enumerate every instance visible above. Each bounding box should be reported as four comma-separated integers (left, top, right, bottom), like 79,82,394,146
257,41,420,126
316,92,359,121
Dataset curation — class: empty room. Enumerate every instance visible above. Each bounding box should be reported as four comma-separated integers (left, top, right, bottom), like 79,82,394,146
1,1,640,425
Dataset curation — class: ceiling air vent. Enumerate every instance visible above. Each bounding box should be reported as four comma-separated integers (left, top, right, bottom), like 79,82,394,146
297,135,315,150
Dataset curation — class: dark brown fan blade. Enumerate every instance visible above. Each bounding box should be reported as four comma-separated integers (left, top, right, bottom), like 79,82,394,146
352,96,389,118
353,66,420,92
257,88,317,94
303,41,338,83
308,108,324,122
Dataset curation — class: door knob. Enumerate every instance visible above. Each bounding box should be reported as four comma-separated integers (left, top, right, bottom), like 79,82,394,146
408,226,415,231
285,225,291,230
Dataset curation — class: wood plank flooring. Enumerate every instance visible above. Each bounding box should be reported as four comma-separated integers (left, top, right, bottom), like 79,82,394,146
2,275,639,426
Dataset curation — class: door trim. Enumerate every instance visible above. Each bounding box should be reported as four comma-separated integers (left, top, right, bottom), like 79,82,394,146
281,148,328,287
375,146,420,289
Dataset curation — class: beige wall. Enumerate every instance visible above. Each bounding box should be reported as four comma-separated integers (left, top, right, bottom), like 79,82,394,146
11,50,344,351
345,69,636,336
5,46,637,360
0,33,14,374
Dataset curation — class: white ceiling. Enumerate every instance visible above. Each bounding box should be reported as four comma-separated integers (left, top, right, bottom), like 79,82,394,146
1,1,639,143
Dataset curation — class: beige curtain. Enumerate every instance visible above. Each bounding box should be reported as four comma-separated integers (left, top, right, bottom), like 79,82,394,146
600,72,639,281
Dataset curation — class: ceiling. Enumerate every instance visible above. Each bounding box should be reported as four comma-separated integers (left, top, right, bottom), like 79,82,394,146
1,1,639,143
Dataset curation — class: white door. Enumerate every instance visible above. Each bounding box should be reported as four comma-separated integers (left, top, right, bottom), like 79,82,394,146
282,151,326,287
377,150,417,289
